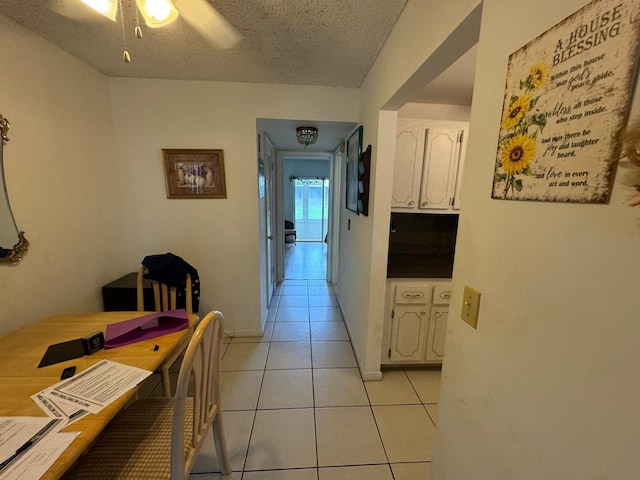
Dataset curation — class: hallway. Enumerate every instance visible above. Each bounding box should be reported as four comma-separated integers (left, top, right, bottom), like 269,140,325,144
284,241,327,280
188,279,441,479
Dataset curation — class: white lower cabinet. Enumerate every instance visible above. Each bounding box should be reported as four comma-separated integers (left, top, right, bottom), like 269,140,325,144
383,279,451,365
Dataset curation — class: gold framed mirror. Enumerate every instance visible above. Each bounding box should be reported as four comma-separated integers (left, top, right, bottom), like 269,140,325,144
0,113,29,264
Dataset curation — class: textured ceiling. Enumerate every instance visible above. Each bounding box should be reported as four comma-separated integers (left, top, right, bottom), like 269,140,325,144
2,0,478,152
1,0,408,87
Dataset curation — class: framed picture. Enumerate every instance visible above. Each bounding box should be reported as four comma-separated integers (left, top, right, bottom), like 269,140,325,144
346,126,362,213
162,149,227,199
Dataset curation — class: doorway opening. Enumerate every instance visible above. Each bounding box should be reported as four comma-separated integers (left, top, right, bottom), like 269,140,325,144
294,178,329,242
285,177,329,279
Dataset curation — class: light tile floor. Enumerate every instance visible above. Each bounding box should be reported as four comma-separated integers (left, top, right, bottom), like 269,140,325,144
182,279,441,480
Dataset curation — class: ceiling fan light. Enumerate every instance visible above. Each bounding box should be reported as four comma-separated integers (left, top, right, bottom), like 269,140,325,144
135,0,179,28
81,0,118,21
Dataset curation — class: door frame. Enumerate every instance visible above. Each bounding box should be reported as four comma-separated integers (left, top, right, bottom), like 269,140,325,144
264,134,276,303
275,151,336,283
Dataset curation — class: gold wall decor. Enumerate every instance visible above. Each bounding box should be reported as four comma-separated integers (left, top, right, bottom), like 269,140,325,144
162,149,227,199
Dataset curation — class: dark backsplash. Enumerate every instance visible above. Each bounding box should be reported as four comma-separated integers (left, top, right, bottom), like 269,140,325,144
387,213,459,278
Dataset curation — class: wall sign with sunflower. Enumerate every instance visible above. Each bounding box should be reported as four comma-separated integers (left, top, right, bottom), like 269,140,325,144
492,0,640,203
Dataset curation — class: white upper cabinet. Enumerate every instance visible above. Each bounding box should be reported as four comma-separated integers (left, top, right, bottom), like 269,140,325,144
391,120,426,208
391,118,469,213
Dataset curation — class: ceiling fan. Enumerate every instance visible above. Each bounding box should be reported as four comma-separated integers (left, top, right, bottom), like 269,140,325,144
50,0,241,62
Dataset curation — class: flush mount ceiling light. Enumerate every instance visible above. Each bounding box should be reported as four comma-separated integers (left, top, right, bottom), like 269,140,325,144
296,127,318,147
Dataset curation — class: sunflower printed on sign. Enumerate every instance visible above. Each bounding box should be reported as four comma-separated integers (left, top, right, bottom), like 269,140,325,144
492,0,640,204
495,64,548,196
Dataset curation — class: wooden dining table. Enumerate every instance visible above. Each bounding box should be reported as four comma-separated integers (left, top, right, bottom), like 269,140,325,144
0,311,196,479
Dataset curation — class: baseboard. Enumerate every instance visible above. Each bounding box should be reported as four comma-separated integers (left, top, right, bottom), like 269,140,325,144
224,329,264,338
336,299,382,382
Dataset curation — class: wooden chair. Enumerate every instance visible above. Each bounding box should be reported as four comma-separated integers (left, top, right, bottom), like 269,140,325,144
65,311,232,479
137,266,194,396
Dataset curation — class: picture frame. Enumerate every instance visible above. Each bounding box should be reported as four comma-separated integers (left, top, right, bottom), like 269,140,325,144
162,149,227,199
345,126,362,214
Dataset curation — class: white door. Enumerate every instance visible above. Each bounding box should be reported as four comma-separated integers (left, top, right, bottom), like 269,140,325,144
264,135,276,303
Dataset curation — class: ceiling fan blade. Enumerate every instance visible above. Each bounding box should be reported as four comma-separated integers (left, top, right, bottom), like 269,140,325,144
48,0,106,22
175,0,242,49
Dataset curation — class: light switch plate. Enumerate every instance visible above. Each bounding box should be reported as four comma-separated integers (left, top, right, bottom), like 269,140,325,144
461,285,481,328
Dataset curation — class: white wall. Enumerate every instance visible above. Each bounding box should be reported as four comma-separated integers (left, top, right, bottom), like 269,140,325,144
341,0,481,379
0,15,128,335
108,79,358,335
432,0,640,478
399,102,471,121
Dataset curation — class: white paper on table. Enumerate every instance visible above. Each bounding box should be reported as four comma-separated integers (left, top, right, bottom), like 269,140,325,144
37,360,152,414
31,393,89,426
0,418,62,466
0,431,79,480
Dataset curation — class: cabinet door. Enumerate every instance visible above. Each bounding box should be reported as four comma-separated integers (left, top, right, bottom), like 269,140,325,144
389,306,428,362
391,120,425,209
453,127,469,210
419,128,461,210
425,306,448,361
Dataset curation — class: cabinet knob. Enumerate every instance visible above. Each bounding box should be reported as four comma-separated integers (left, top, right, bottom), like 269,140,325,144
408,201,414,206
421,202,428,207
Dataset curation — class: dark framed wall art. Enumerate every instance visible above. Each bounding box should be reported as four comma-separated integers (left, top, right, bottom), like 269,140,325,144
346,126,363,213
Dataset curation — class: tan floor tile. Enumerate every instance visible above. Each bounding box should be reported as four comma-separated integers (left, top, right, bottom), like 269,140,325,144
307,285,333,295
391,462,431,480
279,296,310,307
308,295,337,307
309,307,343,322
315,406,387,467
243,469,317,480
425,404,438,426
310,322,348,341
272,322,311,342
404,368,441,403
192,410,255,472
221,370,264,411
245,409,316,470
222,343,269,371
269,295,280,308
258,369,313,409
282,280,308,286
365,370,421,405
313,368,369,407
266,341,311,369
276,306,310,322
312,341,357,368
319,465,393,480
281,285,309,296
372,405,435,462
